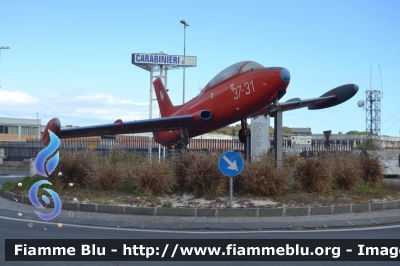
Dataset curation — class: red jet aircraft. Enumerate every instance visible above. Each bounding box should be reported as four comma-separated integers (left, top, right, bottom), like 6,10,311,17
42,61,358,148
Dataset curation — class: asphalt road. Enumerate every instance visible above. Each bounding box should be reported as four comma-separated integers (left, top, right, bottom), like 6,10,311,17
1,169,400,266
1,216,400,266
0,170,29,187
0,170,30,176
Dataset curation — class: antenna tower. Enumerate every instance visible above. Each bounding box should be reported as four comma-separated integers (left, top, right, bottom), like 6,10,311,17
365,65,383,149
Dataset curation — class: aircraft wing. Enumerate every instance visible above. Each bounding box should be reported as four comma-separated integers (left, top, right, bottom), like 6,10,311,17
59,116,195,139
251,84,358,117
42,110,212,145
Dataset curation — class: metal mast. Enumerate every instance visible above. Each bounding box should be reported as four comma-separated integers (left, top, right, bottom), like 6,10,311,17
365,65,382,149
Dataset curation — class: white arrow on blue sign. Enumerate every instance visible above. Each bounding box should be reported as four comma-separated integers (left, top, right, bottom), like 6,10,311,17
218,151,244,177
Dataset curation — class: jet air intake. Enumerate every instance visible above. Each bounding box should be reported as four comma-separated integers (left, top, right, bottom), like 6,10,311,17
189,110,213,125
199,110,212,120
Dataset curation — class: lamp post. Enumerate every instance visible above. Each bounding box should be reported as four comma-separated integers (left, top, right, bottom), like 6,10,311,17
0,46,10,88
36,113,39,141
180,19,189,104
0,46,9,59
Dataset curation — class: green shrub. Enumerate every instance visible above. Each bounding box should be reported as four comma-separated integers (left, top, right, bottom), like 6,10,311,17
95,147,146,191
184,151,227,199
170,151,199,190
95,161,125,191
48,149,98,188
135,158,176,195
323,152,362,191
100,146,145,166
359,153,385,188
282,153,300,178
295,157,332,193
241,154,290,196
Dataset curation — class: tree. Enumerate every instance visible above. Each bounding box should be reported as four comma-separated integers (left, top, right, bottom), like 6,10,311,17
282,126,292,135
346,130,376,135
354,138,380,150
269,126,291,136
211,125,239,136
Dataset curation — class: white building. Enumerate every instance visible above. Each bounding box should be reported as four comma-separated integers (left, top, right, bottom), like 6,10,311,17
0,117,41,141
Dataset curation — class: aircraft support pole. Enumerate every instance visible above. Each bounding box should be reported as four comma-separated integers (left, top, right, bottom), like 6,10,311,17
229,177,233,207
273,110,283,168
245,133,251,162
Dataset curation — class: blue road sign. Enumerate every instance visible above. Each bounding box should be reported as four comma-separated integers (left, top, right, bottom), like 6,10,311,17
218,151,244,177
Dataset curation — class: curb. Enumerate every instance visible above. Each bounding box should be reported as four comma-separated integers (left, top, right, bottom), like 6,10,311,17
2,190,400,218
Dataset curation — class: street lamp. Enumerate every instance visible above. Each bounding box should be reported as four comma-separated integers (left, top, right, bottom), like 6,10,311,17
180,19,189,104
36,113,39,141
0,46,10,61
0,46,10,88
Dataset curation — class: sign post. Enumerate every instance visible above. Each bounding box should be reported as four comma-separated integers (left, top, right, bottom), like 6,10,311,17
218,151,244,207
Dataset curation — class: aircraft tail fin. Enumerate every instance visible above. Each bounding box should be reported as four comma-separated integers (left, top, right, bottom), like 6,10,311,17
153,77,180,117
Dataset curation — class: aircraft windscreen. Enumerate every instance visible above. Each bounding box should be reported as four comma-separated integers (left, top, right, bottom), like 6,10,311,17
208,61,246,87
240,61,264,73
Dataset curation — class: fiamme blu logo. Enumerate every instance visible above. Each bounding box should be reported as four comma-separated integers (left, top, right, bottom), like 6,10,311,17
29,130,62,221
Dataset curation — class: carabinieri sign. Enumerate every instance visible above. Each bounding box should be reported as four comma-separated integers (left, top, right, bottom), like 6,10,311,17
132,53,197,66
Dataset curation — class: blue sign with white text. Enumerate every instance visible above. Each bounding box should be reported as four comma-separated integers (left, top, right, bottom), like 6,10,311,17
218,151,244,177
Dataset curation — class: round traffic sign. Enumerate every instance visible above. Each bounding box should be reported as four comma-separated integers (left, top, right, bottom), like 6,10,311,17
218,151,244,177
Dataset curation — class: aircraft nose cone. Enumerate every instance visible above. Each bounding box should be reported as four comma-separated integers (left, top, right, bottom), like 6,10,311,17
354,84,359,92
280,68,290,82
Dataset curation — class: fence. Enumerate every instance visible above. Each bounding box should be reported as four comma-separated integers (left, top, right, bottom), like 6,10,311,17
0,137,364,161
0,137,246,161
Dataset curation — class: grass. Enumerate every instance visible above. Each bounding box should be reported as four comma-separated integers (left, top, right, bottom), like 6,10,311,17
2,175,85,201
3,177,399,207
356,184,386,196
162,201,173,208
3,175,50,194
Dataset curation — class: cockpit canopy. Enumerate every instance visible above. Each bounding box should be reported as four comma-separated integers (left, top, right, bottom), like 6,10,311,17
207,61,264,87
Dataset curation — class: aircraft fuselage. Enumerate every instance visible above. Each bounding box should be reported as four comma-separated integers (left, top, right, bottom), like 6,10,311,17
153,66,290,146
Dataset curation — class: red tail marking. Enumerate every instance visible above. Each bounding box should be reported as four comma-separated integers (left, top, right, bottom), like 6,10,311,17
153,78,180,117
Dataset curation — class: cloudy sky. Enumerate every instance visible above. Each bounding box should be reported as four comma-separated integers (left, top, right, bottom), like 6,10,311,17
1,0,399,136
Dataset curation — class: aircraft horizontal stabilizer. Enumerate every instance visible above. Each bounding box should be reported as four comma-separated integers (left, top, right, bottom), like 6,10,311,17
279,84,358,111
307,84,359,110
250,84,358,117
41,110,212,146
278,95,337,112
